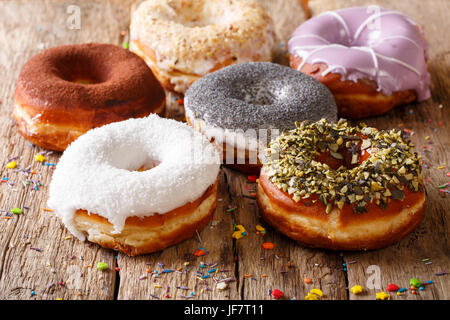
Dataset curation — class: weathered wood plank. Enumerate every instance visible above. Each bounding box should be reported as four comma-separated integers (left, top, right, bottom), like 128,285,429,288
309,0,450,300
116,170,240,300
223,168,348,300
0,0,134,300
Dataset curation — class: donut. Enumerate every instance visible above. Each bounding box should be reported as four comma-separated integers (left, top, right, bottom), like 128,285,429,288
184,62,338,174
130,0,275,94
14,43,165,151
47,115,220,256
257,119,426,250
288,6,431,119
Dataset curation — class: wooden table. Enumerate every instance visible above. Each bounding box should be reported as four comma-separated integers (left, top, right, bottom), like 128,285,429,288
0,0,448,300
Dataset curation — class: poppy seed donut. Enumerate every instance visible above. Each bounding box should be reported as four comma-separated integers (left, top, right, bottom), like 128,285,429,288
184,62,338,173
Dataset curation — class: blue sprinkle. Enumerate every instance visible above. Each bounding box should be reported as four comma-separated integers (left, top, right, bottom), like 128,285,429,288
201,274,210,279
419,286,424,291
208,268,216,274
163,269,173,273
398,288,407,293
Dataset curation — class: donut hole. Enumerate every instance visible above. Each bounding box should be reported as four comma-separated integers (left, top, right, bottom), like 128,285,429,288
54,55,110,84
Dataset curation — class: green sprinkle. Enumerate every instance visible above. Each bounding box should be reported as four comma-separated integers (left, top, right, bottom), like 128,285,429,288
122,42,129,49
11,207,22,215
410,278,421,288
97,262,108,271
226,207,237,212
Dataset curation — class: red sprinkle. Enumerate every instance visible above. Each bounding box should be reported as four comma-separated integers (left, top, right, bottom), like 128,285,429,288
247,175,258,183
177,98,184,105
262,242,274,250
387,283,399,292
194,249,205,257
271,289,284,299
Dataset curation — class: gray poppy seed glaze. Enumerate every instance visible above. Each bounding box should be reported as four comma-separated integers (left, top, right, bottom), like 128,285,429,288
184,62,337,133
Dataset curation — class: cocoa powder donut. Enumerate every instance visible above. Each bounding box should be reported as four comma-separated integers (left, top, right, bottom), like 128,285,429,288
14,43,165,151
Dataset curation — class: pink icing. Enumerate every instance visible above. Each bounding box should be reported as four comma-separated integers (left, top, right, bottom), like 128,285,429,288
288,6,430,101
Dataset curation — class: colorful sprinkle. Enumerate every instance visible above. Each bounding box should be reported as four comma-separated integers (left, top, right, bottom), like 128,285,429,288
350,285,363,295
375,291,390,300
409,278,421,288
387,283,399,292
96,262,108,271
35,154,45,162
6,161,16,169
262,242,274,250
271,289,284,299
11,207,22,215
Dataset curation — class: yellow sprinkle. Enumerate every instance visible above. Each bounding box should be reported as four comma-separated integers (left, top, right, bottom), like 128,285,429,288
232,231,244,239
35,154,46,162
56,298,63,300
376,291,390,300
425,136,430,140
350,285,364,295
304,293,319,300
235,224,246,232
153,285,162,288
6,161,16,169
201,289,204,294
184,262,190,266
255,225,265,232
310,288,323,297
65,236,71,240
437,166,445,170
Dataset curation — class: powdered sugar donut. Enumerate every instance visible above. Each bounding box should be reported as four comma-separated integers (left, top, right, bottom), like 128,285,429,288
48,115,220,256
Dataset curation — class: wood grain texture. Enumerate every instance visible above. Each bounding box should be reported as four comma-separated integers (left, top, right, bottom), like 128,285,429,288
309,0,450,300
0,0,133,300
0,0,448,300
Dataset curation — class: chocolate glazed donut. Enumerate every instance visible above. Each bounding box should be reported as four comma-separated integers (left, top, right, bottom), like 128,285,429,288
14,43,165,151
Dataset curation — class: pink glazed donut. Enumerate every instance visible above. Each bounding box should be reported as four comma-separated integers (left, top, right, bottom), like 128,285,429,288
288,6,431,119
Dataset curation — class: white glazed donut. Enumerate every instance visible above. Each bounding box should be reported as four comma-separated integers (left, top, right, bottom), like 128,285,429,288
130,0,275,94
48,114,220,256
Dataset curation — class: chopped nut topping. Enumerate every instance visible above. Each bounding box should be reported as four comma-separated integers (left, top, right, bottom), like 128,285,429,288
263,119,423,213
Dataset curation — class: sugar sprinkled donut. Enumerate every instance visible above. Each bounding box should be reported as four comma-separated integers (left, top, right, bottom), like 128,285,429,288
288,6,430,118
185,62,338,174
257,119,426,250
14,43,165,151
48,115,220,256
130,0,275,94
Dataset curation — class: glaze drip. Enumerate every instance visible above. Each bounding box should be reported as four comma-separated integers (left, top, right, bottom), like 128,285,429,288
288,6,430,100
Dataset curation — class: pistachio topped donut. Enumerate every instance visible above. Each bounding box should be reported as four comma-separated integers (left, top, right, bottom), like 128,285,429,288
130,0,275,94
257,119,425,250
185,62,338,174
48,115,220,256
